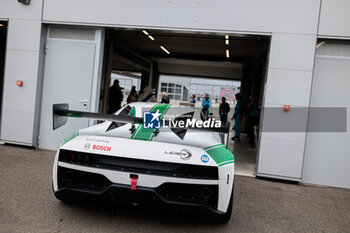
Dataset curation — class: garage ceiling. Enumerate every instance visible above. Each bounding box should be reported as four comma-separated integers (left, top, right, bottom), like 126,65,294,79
111,29,268,61
109,28,269,79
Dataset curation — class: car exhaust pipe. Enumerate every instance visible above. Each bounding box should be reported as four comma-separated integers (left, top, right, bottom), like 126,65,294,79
64,171,75,183
200,187,212,199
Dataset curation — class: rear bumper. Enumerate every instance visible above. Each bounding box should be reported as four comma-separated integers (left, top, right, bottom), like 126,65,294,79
54,166,228,216
54,184,228,216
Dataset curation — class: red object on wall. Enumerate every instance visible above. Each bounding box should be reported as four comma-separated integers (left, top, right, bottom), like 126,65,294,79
283,105,291,112
16,80,23,87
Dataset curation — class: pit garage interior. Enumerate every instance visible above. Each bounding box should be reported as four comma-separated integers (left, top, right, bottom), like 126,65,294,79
100,28,270,176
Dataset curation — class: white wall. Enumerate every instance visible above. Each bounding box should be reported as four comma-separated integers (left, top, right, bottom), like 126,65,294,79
42,0,320,34
256,33,317,180
302,42,350,189
0,1,43,146
319,0,350,38
0,0,43,21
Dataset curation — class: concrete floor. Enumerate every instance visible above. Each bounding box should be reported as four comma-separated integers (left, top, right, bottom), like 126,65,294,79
229,132,257,177
0,144,349,233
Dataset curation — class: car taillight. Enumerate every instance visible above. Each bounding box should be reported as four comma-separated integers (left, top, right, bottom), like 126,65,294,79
59,150,97,165
69,153,89,163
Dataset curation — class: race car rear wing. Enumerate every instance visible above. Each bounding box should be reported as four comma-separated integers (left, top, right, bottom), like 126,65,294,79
53,104,143,130
53,104,230,145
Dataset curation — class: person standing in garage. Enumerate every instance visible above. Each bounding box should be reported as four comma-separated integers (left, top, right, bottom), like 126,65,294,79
190,94,196,104
127,86,138,104
108,79,123,113
247,97,260,147
231,93,244,141
161,91,170,104
202,94,211,119
219,97,230,125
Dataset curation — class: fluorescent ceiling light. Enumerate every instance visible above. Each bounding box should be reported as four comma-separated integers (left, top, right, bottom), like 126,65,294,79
225,39,229,45
226,49,230,58
225,35,229,40
160,45,170,54
142,30,149,35
148,35,155,41
316,41,326,48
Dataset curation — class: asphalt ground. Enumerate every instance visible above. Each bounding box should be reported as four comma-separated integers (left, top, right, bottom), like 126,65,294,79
0,144,349,233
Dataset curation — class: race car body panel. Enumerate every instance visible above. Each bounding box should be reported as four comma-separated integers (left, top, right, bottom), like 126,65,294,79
61,135,219,167
52,102,235,216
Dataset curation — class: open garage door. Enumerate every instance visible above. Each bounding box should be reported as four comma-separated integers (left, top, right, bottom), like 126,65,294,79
100,28,270,177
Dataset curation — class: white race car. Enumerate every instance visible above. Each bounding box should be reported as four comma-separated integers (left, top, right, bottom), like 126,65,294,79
52,102,234,223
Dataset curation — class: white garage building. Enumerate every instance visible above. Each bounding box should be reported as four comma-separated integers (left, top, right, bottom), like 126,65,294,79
0,0,349,189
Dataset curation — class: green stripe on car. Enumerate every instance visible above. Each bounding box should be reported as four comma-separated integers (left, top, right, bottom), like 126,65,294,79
204,144,234,167
61,130,79,145
128,107,136,117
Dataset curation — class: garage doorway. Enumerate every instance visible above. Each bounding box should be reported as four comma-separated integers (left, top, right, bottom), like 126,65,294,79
100,28,270,177
0,21,7,137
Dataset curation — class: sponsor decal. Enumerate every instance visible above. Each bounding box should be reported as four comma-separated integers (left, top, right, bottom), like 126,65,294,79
84,143,91,150
164,149,192,160
143,110,161,129
86,138,109,144
201,154,209,163
180,149,192,160
92,145,111,152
